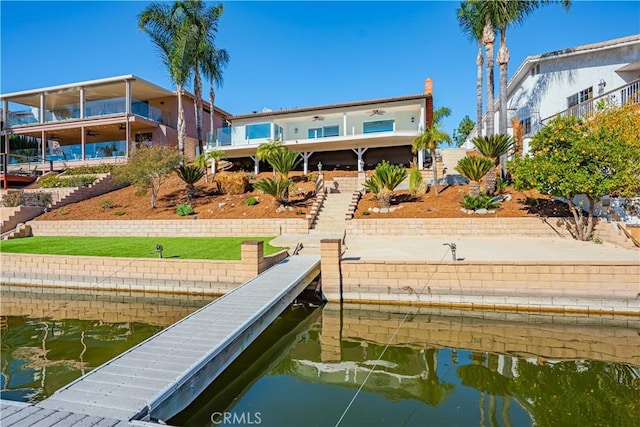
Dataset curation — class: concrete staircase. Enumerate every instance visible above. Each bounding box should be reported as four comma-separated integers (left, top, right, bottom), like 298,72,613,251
44,173,126,209
310,191,353,234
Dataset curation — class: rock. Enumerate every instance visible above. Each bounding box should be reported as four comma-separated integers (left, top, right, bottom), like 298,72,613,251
475,208,488,215
276,206,285,213
368,207,373,211
488,210,496,214
218,202,226,208
380,208,389,213
460,208,467,213
389,207,396,212
466,210,474,215
287,206,294,211
504,194,512,201
372,207,380,213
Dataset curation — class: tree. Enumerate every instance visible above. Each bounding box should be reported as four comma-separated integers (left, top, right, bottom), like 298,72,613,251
139,2,195,160
457,2,485,138
253,146,300,207
266,149,300,178
472,134,515,194
112,146,181,208
175,164,205,201
453,115,476,147
256,139,287,162
180,1,229,156
455,156,494,198
195,148,225,183
412,107,452,196
509,112,640,241
363,161,408,208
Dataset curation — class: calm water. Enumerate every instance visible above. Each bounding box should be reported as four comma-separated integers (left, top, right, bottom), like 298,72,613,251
0,286,211,402
172,303,640,427
2,288,639,426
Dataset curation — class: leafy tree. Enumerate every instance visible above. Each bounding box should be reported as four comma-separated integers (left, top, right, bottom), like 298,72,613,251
112,146,181,208
509,112,640,241
457,2,485,138
453,115,476,147
363,161,408,208
412,106,452,196
455,156,493,198
175,164,205,201
139,2,195,160
472,134,515,194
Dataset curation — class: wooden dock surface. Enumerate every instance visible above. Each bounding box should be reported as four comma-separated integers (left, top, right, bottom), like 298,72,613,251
24,255,321,423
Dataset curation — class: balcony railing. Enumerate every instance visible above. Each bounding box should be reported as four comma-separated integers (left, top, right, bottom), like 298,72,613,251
541,79,640,126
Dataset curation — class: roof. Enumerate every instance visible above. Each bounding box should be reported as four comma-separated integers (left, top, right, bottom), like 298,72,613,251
229,93,430,120
508,34,640,94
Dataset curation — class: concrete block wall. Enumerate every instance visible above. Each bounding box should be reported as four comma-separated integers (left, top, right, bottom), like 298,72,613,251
348,217,567,237
1,242,289,295
29,218,310,237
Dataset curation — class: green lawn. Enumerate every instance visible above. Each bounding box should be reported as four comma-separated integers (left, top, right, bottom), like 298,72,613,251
0,236,286,260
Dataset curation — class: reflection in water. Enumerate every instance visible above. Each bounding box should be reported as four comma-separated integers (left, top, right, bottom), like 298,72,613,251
175,303,640,427
0,286,211,402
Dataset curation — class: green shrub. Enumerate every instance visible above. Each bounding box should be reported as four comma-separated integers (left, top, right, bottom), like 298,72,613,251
363,161,408,208
495,176,509,194
101,199,115,209
1,191,52,208
176,203,194,216
409,165,425,195
114,210,126,216
461,195,502,211
253,177,292,206
40,174,96,188
63,164,116,175
55,208,69,217
245,196,258,206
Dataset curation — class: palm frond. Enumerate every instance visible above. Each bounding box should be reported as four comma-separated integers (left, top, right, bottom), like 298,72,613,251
455,156,494,182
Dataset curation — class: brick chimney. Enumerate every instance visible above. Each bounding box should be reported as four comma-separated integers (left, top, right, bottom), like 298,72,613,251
424,77,433,96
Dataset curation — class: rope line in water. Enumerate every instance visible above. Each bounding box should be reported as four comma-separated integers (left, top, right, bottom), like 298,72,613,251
334,246,454,427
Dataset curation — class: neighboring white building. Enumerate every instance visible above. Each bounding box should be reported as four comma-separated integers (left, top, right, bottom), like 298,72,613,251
466,34,640,153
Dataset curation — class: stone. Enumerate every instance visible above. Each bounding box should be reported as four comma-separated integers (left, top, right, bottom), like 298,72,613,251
372,207,380,213
466,210,474,215
504,194,512,201
389,207,396,212
218,202,226,208
488,210,496,214
460,208,467,213
380,208,389,213
475,208,488,215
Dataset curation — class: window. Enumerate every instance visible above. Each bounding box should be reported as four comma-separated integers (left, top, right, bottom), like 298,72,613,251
363,120,394,134
246,123,270,139
567,87,593,108
520,117,532,135
530,64,540,77
308,125,339,139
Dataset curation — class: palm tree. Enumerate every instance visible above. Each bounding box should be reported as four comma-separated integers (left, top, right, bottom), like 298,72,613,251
175,164,205,201
203,46,230,147
412,107,452,196
457,1,485,139
363,161,408,208
256,139,286,162
194,148,225,183
139,2,194,160
180,1,229,156
472,134,515,195
455,156,494,198
481,9,496,137
267,149,300,178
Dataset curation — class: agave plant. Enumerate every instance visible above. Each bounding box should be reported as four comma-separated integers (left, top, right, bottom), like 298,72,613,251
175,164,205,201
472,134,515,194
363,161,408,208
455,156,493,198
253,177,292,207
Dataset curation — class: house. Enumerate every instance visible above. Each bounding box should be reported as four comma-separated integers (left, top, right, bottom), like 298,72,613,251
466,34,640,153
0,75,230,171
208,78,433,174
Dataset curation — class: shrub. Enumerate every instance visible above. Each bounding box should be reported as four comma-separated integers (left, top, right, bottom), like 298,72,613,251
55,208,69,217
253,177,292,206
40,174,96,188
245,196,258,206
175,164,205,201
101,199,115,209
215,172,250,195
495,176,508,194
409,164,426,195
1,191,52,208
307,172,318,183
63,164,116,175
176,204,194,216
363,161,408,208
461,195,502,211
114,210,126,216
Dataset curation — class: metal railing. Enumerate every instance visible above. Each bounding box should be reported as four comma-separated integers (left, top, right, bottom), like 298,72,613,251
541,79,640,125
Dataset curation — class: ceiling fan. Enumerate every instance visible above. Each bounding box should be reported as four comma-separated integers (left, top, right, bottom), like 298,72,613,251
370,109,386,116
118,124,126,131
86,130,99,137
312,115,324,121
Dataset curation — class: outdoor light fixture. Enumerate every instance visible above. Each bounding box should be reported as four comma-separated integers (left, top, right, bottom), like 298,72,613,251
411,117,415,123
598,79,607,93
294,127,298,133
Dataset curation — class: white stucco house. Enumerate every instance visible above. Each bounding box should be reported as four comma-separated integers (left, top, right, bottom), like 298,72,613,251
466,34,640,153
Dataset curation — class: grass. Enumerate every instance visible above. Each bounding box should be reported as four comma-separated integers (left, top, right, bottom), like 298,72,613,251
0,237,286,260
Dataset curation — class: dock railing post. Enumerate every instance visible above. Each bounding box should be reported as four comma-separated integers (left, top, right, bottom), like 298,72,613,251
320,239,342,301
241,240,266,277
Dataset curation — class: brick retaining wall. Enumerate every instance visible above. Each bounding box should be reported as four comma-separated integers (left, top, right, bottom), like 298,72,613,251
30,218,310,237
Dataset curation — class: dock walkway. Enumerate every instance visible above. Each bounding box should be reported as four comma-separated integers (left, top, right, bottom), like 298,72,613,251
21,255,320,424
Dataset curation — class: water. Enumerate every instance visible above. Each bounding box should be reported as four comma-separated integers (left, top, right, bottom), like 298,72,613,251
0,286,211,402
172,303,640,427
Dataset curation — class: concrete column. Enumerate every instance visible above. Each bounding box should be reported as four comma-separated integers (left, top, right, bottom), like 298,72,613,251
79,87,85,119
320,304,343,362
270,121,275,140
125,80,131,115
250,156,259,175
343,112,347,136
40,93,45,124
241,240,266,277
418,149,424,170
320,239,342,301
81,125,86,161
352,147,367,172
2,99,9,127
41,130,46,163
301,151,314,175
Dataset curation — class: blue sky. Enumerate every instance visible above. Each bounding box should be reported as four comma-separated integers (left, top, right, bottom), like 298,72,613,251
1,1,639,139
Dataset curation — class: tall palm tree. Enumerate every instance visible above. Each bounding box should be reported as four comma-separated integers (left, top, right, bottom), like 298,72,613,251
412,107,452,196
481,10,496,137
455,156,493,198
457,1,485,139
181,1,229,155
472,134,515,195
204,46,230,147
139,2,194,160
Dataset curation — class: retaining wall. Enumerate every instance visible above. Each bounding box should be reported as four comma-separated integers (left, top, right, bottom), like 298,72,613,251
29,218,310,237
1,242,289,295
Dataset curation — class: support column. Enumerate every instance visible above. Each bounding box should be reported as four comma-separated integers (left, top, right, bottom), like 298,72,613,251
270,121,275,141
241,240,266,278
418,149,424,170
125,80,131,115
2,99,8,127
320,239,342,301
41,130,46,164
39,94,45,124
250,156,259,175
301,151,314,175
125,118,130,159
81,125,86,161
420,105,425,132
352,147,367,172
79,87,85,119
343,112,347,136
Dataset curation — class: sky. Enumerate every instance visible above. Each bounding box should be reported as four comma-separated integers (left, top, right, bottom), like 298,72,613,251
1,0,639,140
